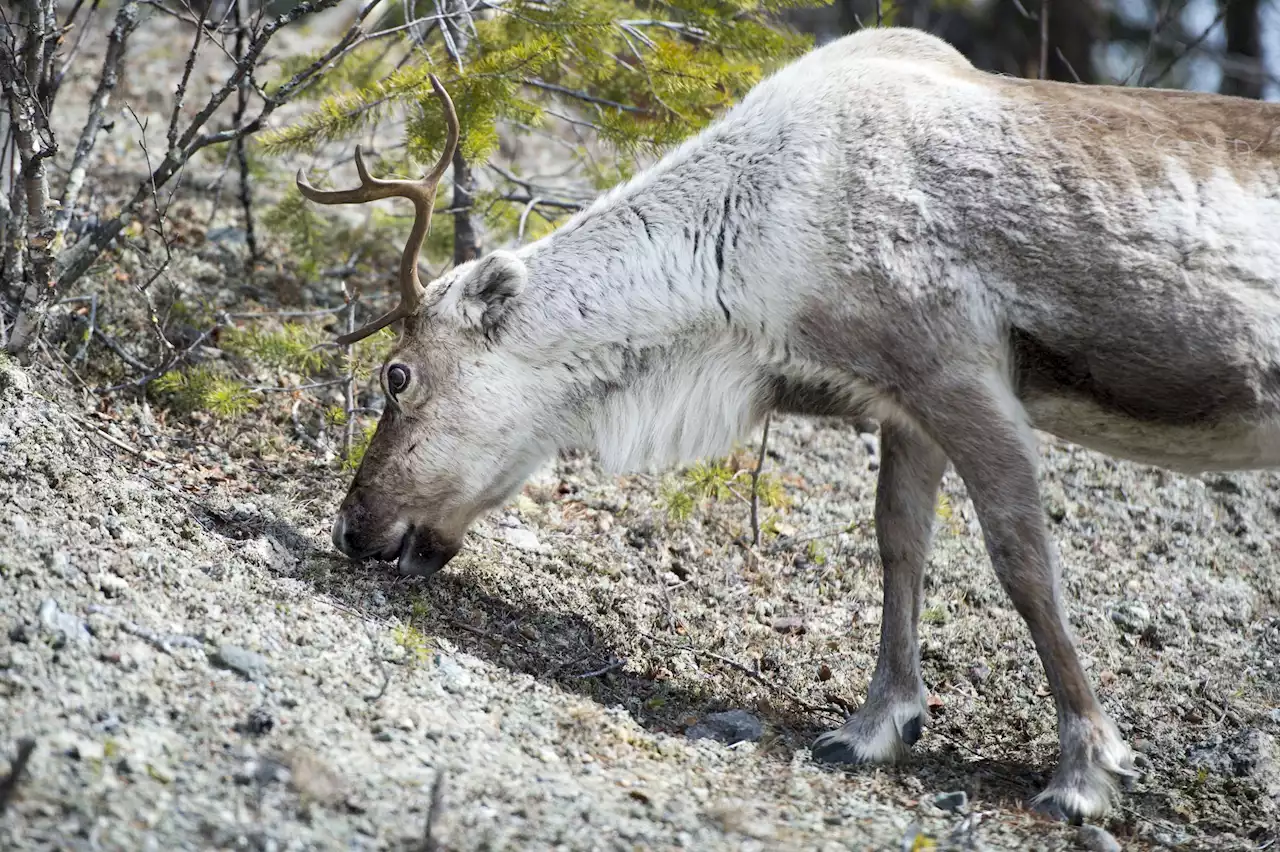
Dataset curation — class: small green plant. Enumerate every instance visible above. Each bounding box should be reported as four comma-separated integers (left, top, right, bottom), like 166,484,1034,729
258,191,336,285
659,450,789,536
345,421,378,471
935,493,965,535
922,605,948,626
151,365,258,418
392,622,433,667
222,323,329,375
660,478,697,523
805,540,827,566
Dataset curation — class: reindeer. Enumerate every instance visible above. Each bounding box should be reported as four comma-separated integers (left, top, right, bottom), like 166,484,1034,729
296,28,1280,822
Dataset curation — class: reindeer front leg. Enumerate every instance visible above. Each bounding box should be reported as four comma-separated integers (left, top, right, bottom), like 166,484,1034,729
892,371,1137,821
812,422,946,764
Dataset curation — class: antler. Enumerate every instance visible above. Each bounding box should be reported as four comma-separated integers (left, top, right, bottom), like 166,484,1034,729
296,74,461,346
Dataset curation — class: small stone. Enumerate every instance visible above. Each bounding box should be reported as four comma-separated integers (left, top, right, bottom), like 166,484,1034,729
93,573,129,598
1132,738,1157,755
502,527,542,552
210,644,268,680
10,514,30,537
9,622,31,644
1076,825,1121,852
1110,601,1151,634
244,706,274,736
817,663,833,681
44,551,71,577
967,661,991,684
685,709,763,745
38,598,92,645
50,731,104,762
771,617,806,635
436,655,472,694
933,790,967,812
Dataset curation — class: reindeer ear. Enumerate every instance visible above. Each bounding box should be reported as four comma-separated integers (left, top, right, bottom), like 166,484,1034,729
435,251,527,331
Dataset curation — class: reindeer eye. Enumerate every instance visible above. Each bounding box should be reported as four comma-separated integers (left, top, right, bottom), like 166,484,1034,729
387,364,411,397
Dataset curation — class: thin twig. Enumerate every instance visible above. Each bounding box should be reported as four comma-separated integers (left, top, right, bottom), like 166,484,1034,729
750,414,772,548
232,0,258,265
167,1,208,152
1144,3,1229,88
421,770,447,852
54,0,139,241
93,328,150,371
92,321,222,394
247,378,347,394
515,195,542,244
342,282,357,460
572,657,627,679
523,77,645,113
68,412,145,457
1054,46,1081,83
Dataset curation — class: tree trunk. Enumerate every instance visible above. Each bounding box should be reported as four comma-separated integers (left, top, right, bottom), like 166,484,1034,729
1220,0,1263,99
450,148,479,266
441,0,480,266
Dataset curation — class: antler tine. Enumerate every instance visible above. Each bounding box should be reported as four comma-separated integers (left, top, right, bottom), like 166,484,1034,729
295,74,461,346
424,73,461,185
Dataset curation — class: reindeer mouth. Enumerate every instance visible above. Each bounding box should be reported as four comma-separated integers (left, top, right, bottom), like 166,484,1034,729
395,525,459,578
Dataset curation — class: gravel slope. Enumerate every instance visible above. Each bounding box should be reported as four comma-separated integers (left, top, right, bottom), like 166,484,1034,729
2,352,1278,851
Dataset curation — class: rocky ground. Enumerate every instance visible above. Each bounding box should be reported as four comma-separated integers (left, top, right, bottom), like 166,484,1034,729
2,341,1279,851
2,2,1279,850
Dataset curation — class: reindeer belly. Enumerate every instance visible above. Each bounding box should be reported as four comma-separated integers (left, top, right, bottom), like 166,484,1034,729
1012,322,1280,472
1023,393,1280,473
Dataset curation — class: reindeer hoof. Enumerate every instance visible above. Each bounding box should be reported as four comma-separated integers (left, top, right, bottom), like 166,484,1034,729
1030,752,1139,823
810,701,927,766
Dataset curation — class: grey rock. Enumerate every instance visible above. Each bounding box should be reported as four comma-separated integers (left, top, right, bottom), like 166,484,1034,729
933,790,967,812
210,644,268,680
43,550,71,578
1188,729,1278,792
685,710,763,745
38,598,92,644
1076,825,1121,852
436,654,472,694
967,661,991,684
243,706,274,736
1110,600,1151,634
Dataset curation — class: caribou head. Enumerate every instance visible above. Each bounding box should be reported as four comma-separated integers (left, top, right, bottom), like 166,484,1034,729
298,77,554,578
